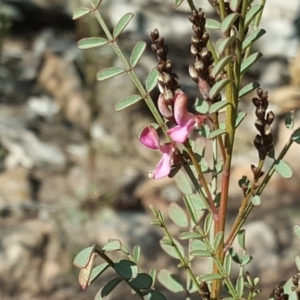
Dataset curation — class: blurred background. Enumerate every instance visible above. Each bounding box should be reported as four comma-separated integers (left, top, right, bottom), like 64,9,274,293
0,0,300,299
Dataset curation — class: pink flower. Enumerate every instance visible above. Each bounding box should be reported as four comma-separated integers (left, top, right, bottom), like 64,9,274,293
139,125,174,179
167,91,207,143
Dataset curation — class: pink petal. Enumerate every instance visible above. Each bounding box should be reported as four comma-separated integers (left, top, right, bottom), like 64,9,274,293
167,118,196,143
173,91,195,126
152,147,173,179
139,126,160,149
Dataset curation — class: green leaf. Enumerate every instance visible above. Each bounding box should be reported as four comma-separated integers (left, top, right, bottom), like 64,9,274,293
214,161,223,174
160,238,185,259
190,250,211,257
239,82,260,98
91,0,101,7
295,255,300,271
237,229,246,250
251,195,261,206
132,245,141,264
195,97,210,114
130,41,146,67
209,128,226,139
121,244,130,255
217,36,236,54
146,67,159,92
241,254,252,266
209,78,232,100
211,56,233,78
89,263,110,285
288,292,300,300
200,273,223,281
205,19,221,30
213,231,224,251
175,170,193,195
174,0,184,7
113,13,133,38
168,203,188,227
97,67,125,81
229,0,242,12
209,100,228,114
78,37,108,49
274,160,293,179
183,194,205,225
285,111,295,130
95,277,122,300
179,232,201,240
149,269,157,287
204,213,213,235
220,13,239,32
114,260,138,279
190,239,207,252
235,111,247,128
242,29,266,50
114,95,142,111
236,275,244,298
241,52,262,74
143,290,167,300
158,269,184,292
224,254,232,275
245,5,263,28
130,273,153,289
293,224,300,240
102,240,122,252
73,245,95,268
229,247,241,264
291,128,300,144
73,7,90,20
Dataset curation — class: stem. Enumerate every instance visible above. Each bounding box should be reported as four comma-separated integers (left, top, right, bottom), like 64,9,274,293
225,136,294,247
95,249,145,299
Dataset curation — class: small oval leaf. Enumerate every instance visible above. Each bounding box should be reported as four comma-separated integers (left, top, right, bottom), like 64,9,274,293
294,224,300,240
220,13,239,32
241,254,252,266
168,203,188,227
211,56,233,78
130,273,153,289
114,260,138,279
213,231,224,251
133,245,141,264
217,36,236,54
97,67,125,81
74,245,95,268
200,273,223,281
78,37,108,49
242,29,266,50
204,212,213,235
102,240,122,252
209,128,226,139
174,0,184,7
206,19,221,30
130,41,146,67
113,13,134,38
175,170,193,195
235,111,247,128
190,250,211,257
239,82,260,98
209,78,232,100
237,229,246,250
245,5,262,28
160,238,185,259
114,95,142,111
291,128,300,144
241,52,262,74
179,232,201,240
95,277,122,300
146,67,159,92
295,255,300,271
190,239,207,252
274,160,293,179
230,0,242,12
73,7,90,20
209,100,228,114
158,269,184,293
89,263,110,285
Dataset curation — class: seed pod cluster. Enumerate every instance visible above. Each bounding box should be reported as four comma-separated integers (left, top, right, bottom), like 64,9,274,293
150,29,181,119
274,283,288,300
188,9,220,102
252,88,274,160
